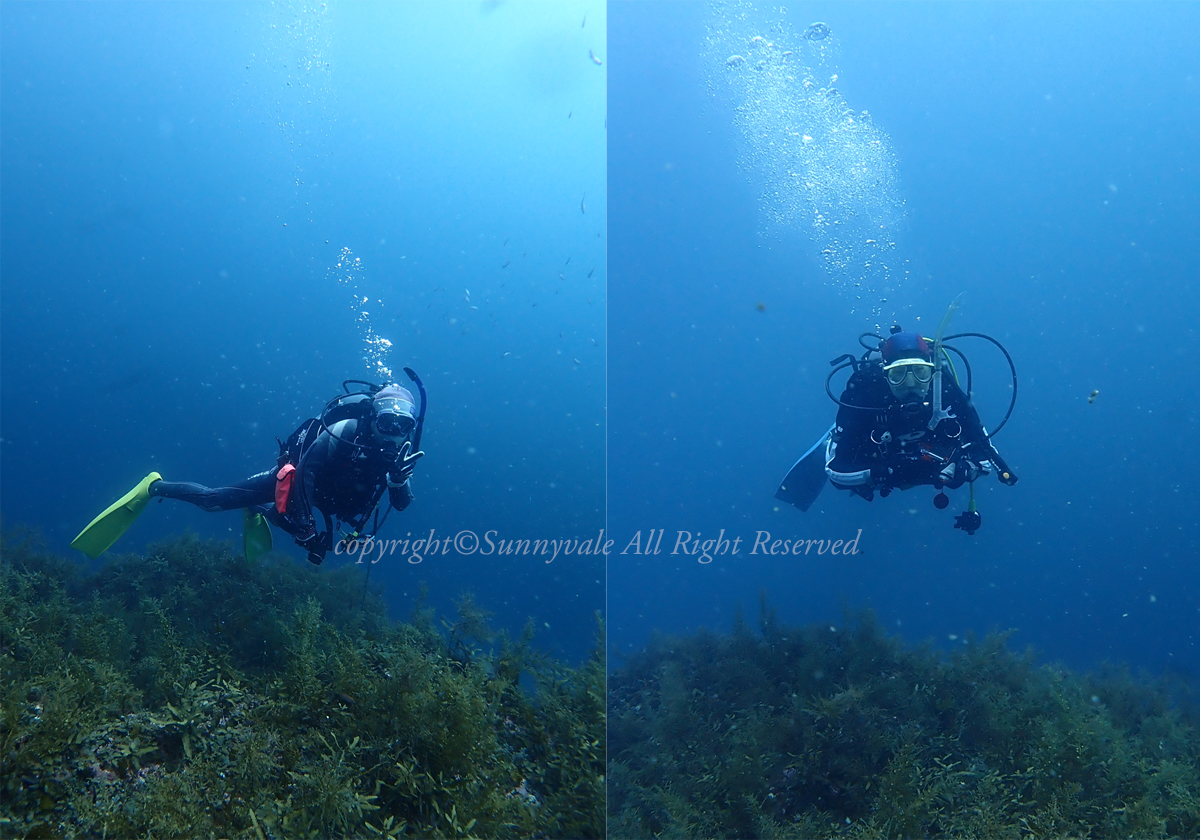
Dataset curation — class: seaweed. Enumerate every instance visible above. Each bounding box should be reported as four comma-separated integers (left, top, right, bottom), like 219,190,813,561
609,599,1200,838
0,528,604,839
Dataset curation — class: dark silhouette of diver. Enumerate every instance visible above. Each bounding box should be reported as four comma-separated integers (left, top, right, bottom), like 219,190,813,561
72,376,427,564
776,308,1017,534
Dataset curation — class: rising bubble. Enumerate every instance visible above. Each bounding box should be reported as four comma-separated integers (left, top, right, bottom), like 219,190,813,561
705,2,907,309
329,247,393,381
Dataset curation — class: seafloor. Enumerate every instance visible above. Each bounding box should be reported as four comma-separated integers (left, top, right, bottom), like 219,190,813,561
609,599,1200,839
1,529,604,839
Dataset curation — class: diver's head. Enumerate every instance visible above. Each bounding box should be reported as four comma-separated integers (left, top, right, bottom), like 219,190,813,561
371,385,417,451
881,331,934,403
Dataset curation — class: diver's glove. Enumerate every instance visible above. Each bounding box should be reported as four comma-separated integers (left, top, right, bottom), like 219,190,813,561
387,440,426,488
937,461,957,486
987,453,1019,486
938,460,984,489
297,530,331,565
870,465,893,488
944,460,984,485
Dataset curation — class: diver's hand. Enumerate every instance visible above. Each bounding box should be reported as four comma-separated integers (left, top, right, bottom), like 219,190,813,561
988,453,1018,486
870,465,893,487
940,460,983,488
297,530,330,565
937,461,957,486
387,440,425,487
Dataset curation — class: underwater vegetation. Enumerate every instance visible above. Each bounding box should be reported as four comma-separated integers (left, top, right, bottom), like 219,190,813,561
608,597,1200,839
0,528,604,839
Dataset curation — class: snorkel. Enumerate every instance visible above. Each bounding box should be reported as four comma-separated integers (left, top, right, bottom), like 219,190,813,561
928,293,963,431
402,366,427,453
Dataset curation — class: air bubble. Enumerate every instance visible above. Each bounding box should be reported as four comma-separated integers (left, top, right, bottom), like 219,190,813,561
705,1,906,310
330,246,394,380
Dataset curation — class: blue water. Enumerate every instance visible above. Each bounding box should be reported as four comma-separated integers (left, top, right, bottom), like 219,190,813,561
609,2,1200,679
0,1,606,664
5,0,1200,685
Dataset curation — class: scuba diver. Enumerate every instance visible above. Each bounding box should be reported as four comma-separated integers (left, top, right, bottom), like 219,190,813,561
72,375,427,565
776,300,1018,534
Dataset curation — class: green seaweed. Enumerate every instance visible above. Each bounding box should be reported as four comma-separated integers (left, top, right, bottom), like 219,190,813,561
1,528,604,839
609,599,1200,839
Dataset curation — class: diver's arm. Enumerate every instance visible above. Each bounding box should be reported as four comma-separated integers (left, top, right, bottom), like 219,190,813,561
942,379,990,451
290,419,357,539
944,380,1018,485
288,432,329,540
826,437,874,487
387,481,414,512
827,374,884,487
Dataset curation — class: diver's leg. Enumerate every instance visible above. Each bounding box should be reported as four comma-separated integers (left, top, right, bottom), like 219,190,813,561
149,470,276,512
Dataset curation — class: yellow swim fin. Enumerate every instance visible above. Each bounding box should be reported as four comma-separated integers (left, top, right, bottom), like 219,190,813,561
71,472,162,559
243,509,273,563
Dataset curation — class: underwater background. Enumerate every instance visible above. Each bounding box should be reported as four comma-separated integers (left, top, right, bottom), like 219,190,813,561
7,0,1200,836
608,0,1200,679
1,0,606,665
607,4,1200,835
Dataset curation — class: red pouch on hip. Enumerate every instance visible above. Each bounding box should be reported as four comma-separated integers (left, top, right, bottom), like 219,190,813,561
275,464,296,514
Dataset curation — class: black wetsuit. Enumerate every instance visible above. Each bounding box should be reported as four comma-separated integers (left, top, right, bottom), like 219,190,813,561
150,417,412,547
825,366,1013,499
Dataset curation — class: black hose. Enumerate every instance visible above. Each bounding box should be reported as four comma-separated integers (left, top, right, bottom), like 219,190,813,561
342,379,382,395
940,343,972,395
858,332,883,352
825,332,1016,437
318,379,383,452
825,361,888,412
942,332,1017,437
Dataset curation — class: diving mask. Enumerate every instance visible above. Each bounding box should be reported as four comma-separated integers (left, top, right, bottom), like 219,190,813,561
374,396,416,438
884,359,934,387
